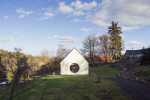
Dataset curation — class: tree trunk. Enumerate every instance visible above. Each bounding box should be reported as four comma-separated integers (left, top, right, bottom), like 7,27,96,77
28,75,29,80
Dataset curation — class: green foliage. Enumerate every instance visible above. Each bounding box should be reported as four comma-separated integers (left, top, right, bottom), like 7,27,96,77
139,48,150,65
136,71,150,77
108,21,123,59
7,73,14,78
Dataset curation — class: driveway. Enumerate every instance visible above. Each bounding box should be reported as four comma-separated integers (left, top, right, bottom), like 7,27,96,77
104,77,150,100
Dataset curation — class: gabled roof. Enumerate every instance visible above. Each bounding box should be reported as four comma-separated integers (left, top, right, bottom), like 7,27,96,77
60,47,89,64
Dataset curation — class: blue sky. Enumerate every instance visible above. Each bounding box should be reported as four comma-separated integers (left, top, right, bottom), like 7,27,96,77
1,0,150,57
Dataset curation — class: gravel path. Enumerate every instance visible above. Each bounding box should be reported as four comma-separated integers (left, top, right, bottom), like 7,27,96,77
104,77,150,100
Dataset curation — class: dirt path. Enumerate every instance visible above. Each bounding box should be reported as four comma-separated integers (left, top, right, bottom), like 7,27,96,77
104,77,150,100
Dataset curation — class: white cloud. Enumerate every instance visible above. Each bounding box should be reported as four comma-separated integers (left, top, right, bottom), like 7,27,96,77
16,8,33,15
86,0,150,30
41,7,52,11
72,10,85,16
79,27,93,32
120,34,126,37
53,35,60,38
36,17,49,20
125,41,148,47
71,19,82,22
18,15,24,18
37,12,54,20
47,35,78,45
58,36,78,44
4,16,9,19
58,2,74,14
0,37,14,42
45,12,55,17
70,1,97,10
121,26,141,31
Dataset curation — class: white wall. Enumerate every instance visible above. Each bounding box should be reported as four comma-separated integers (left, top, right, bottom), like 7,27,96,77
60,49,89,75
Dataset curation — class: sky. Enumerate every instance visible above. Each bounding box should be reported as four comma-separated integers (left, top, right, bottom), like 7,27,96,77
1,0,150,57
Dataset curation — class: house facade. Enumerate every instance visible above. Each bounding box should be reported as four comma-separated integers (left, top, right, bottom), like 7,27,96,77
60,47,89,75
124,48,150,59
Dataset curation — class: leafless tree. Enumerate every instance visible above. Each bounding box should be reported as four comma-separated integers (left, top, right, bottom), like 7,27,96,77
97,34,110,63
80,49,87,59
82,33,98,67
57,44,66,59
64,49,71,57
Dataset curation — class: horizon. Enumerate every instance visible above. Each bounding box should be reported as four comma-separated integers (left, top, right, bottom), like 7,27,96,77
1,0,150,56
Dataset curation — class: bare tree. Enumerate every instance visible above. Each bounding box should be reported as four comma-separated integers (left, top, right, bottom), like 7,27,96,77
10,47,23,100
82,33,98,67
64,49,71,57
80,49,87,59
57,44,66,59
98,34,110,63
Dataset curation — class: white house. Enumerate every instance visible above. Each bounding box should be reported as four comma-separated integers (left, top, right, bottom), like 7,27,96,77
60,47,89,75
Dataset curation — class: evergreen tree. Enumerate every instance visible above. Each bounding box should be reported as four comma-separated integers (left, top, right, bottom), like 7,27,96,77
108,21,123,59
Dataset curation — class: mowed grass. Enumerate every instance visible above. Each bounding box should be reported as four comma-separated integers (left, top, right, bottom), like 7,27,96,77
90,67,121,77
136,71,150,77
0,68,133,100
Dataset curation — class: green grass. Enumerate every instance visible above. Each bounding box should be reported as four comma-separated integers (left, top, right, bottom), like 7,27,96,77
136,71,150,77
0,68,133,100
90,67,121,77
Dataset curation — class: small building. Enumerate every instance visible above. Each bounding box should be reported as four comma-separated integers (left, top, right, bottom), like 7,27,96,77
60,47,89,75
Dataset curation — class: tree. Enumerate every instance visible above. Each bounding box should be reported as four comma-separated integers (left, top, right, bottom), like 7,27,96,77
64,49,71,57
0,56,7,82
98,34,110,63
40,49,50,77
80,49,87,59
57,44,66,59
82,33,98,67
108,21,123,59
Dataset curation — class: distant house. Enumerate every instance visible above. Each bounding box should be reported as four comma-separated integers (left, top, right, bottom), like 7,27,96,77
60,47,89,75
86,55,113,63
124,48,150,59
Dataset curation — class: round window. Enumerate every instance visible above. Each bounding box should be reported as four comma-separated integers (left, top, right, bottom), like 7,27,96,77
70,63,79,73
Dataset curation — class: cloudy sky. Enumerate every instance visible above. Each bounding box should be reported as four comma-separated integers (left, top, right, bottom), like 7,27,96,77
1,0,150,56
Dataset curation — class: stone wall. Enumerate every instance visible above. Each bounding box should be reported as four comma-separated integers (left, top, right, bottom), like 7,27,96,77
110,59,135,71
118,69,150,84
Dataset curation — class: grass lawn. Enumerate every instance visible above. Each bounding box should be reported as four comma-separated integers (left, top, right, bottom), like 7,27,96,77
136,71,150,77
132,63,150,78
90,67,121,77
0,68,134,100
132,63,150,71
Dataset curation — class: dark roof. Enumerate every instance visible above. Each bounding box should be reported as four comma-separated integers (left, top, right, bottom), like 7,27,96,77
124,48,150,55
60,47,89,64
